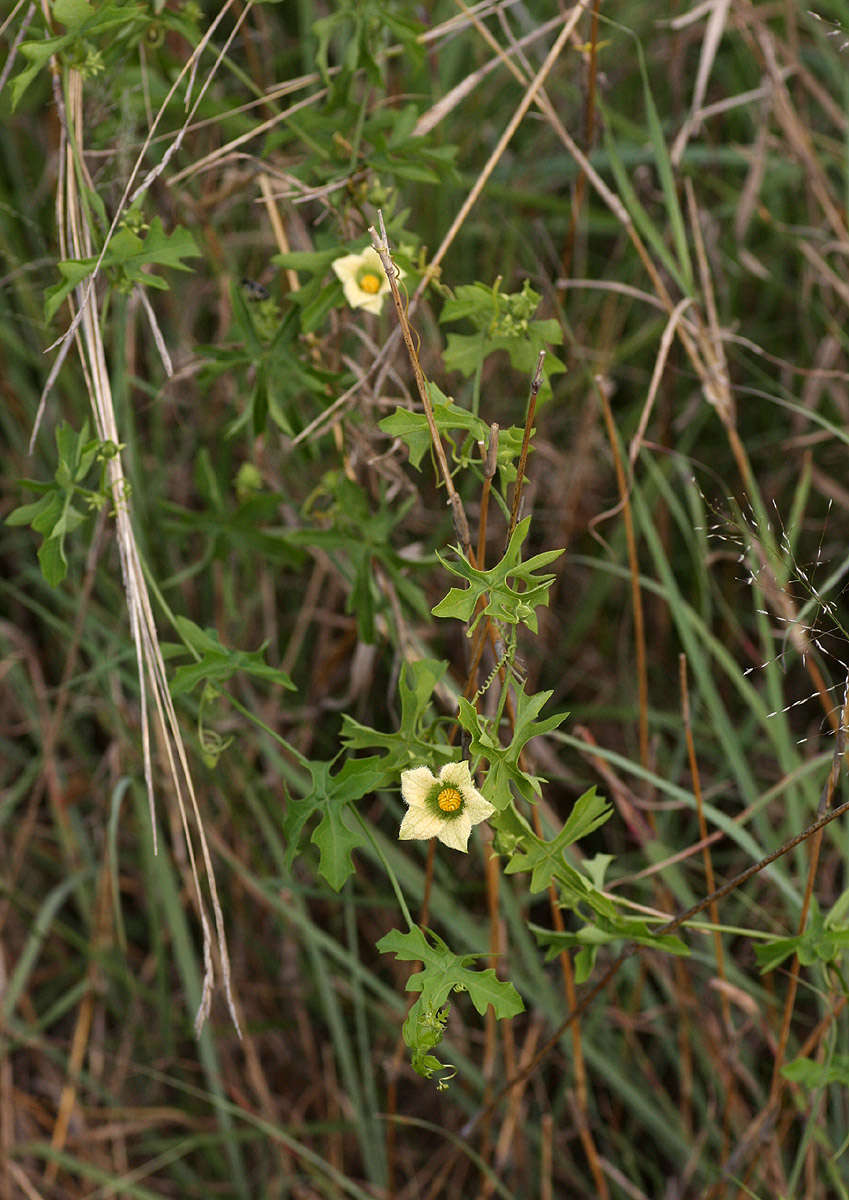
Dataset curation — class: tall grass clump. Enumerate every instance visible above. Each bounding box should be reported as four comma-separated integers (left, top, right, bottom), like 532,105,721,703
4,2,849,1197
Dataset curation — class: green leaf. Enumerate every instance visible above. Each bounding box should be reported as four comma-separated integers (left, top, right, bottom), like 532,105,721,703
378,925,524,1084
279,787,317,871
754,898,849,973
557,784,615,845
160,492,305,568
274,248,341,272
170,618,295,696
432,516,563,634
378,392,484,470
13,0,147,108
11,41,54,110
459,684,568,809
443,331,565,391
6,490,60,530
281,756,389,890
13,1,148,107
5,420,112,586
37,533,68,588
228,276,264,358
55,0,96,28
782,1055,849,1088
310,757,387,890
379,383,526,486
399,658,448,736
378,926,524,1020
340,658,454,770
502,787,613,895
439,279,565,394
301,279,347,334
368,154,443,183
753,937,801,974
531,915,689,979
310,805,364,893
45,218,200,321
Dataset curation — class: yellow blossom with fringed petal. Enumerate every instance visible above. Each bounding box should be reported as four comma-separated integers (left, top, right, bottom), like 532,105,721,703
331,246,403,315
399,761,494,852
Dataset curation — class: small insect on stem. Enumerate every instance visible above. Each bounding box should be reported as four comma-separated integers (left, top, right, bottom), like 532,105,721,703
241,277,270,301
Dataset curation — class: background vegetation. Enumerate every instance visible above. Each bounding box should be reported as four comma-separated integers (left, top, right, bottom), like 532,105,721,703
4,1,849,1196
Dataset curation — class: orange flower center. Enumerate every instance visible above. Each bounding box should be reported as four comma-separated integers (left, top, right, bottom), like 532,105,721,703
437,787,462,813
358,271,381,295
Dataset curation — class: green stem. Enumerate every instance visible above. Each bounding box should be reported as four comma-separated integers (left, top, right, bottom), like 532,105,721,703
351,807,415,931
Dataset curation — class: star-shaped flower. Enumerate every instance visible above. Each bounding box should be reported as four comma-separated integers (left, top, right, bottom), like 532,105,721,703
399,761,495,852
331,246,403,316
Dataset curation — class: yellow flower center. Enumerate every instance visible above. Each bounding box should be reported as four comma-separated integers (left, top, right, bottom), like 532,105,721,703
437,787,462,813
358,271,381,295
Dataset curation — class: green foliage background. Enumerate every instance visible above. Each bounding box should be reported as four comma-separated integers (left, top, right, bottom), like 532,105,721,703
4,2,849,1197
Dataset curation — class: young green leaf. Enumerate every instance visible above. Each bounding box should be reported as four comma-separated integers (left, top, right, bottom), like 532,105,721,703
458,684,568,809
440,279,565,394
377,925,524,1085
45,218,200,321
782,1056,849,1088
6,420,114,586
341,658,455,770
168,617,296,697
281,756,390,891
432,516,563,634
502,787,614,896
531,914,689,985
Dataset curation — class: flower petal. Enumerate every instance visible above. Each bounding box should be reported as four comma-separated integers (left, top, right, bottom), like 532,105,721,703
331,248,390,314
331,246,405,316
331,253,362,283
399,806,443,841
436,815,472,852
358,247,384,273
401,766,437,809
463,790,495,822
398,760,492,851
439,760,474,791
356,290,385,315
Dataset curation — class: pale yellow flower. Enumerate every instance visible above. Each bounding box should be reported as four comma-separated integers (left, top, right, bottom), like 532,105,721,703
331,246,403,316
399,761,494,852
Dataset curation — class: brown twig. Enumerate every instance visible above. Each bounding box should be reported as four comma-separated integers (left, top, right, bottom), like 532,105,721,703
559,0,601,282
369,215,474,564
594,375,651,780
530,805,609,1199
506,352,545,548
679,655,731,1027
680,654,738,1197
477,423,499,570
